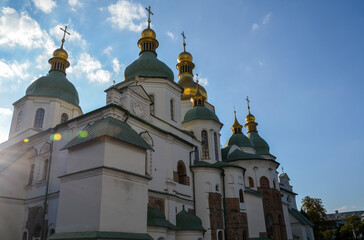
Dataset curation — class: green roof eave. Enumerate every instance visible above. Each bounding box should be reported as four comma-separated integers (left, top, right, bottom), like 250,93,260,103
223,149,266,162
288,208,314,227
49,231,153,239
147,206,176,229
245,188,264,198
191,161,246,172
62,116,153,151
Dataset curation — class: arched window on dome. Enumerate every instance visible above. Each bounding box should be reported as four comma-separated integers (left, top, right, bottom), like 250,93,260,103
214,132,219,161
170,98,175,121
239,189,244,203
249,177,254,187
260,176,270,188
16,111,23,132
61,113,69,123
201,130,209,159
34,108,45,128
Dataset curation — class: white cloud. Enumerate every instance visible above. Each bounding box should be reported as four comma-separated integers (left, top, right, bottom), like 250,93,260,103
337,205,357,212
263,12,272,25
103,46,112,55
166,31,175,40
0,109,11,144
194,74,208,87
252,23,259,31
0,7,53,49
32,0,57,14
107,0,147,32
0,59,30,81
68,0,82,8
73,53,111,84
112,58,120,73
88,70,111,84
0,107,12,116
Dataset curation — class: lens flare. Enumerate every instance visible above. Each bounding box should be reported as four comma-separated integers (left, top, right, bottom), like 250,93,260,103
79,130,88,138
50,133,62,141
23,138,29,143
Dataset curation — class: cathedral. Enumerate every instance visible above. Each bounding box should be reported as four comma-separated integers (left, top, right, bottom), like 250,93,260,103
0,8,314,240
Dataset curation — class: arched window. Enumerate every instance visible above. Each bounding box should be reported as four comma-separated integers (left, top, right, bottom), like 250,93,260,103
239,189,244,203
42,159,49,181
149,94,155,115
218,231,223,240
214,132,219,161
177,161,187,185
16,111,23,131
49,229,55,236
273,180,276,189
201,130,209,159
28,164,35,185
260,176,270,188
34,108,45,128
22,231,27,240
61,113,69,123
249,177,254,187
170,98,175,121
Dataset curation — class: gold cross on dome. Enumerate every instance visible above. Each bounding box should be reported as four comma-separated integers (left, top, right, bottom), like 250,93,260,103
145,6,153,28
181,31,186,51
60,25,70,48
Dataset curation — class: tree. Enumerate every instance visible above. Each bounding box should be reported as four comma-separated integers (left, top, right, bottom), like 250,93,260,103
301,196,327,239
339,215,364,240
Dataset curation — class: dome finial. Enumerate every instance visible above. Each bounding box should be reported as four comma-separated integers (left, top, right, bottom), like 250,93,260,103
48,25,71,74
244,96,258,133
145,6,153,28
231,108,243,134
60,25,70,49
181,31,186,52
191,78,206,107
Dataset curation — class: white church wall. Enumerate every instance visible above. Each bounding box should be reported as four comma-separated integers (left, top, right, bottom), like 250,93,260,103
99,171,149,233
193,167,222,240
56,172,103,233
282,204,294,240
0,198,24,239
245,192,266,238
175,230,204,240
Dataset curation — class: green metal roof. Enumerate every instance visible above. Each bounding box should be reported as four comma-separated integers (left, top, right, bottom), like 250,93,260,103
247,131,270,155
288,208,314,227
244,188,264,198
183,106,220,123
147,205,176,229
124,51,174,81
176,207,206,231
225,133,254,148
48,231,153,239
192,160,245,171
222,148,266,162
63,116,153,150
26,70,79,106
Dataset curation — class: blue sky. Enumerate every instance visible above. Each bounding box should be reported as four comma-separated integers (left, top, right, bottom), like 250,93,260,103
0,0,363,213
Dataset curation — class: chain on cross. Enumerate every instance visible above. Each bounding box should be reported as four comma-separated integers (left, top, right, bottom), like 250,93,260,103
246,96,251,112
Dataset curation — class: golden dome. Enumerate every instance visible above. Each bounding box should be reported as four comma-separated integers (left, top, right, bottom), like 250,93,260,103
177,51,193,63
178,75,208,100
141,28,156,39
53,47,68,60
245,113,255,123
